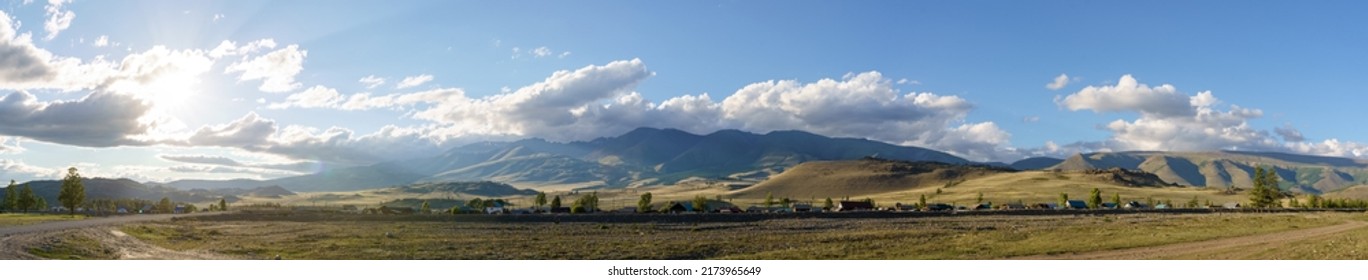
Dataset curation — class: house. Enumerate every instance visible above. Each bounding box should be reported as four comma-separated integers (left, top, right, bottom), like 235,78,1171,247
717,206,742,213
1155,203,1170,209
745,206,766,213
968,203,993,210
1101,202,1118,209
791,203,813,212
926,203,954,212
549,207,571,213
1123,201,1148,209
1064,200,1088,209
173,205,186,214
616,206,638,213
836,201,874,212
140,205,154,214
1222,202,1241,209
1032,203,1057,209
116,207,128,214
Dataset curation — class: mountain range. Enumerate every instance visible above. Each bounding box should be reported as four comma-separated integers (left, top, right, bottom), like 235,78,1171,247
136,128,1368,196
165,127,970,192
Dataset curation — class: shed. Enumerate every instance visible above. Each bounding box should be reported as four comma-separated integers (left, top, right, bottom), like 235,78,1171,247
1123,201,1148,209
1222,202,1241,209
1064,200,1088,209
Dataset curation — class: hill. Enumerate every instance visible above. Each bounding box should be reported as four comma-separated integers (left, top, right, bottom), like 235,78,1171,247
1050,151,1368,194
389,181,537,197
4,178,224,204
730,158,1016,199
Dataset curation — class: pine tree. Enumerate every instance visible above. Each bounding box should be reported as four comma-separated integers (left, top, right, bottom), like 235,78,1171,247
1111,193,1121,207
824,197,835,210
764,192,775,208
976,192,985,204
918,194,927,209
1088,188,1102,209
420,201,431,214
1058,193,1068,208
692,196,708,213
550,195,562,209
535,192,547,210
17,184,36,213
3,180,16,212
219,198,228,212
58,167,85,216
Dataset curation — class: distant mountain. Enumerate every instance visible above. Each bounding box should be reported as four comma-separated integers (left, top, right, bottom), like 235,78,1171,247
1049,151,1368,194
1010,157,1064,170
387,181,537,197
166,127,971,192
2,178,224,204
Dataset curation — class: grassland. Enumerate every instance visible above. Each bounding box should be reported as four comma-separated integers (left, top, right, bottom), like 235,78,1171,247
0,213,86,227
105,212,1368,260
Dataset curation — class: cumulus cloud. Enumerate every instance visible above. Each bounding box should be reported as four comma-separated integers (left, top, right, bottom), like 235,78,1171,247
1057,74,1193,117
1046,73,1071,90
0,136,23,153
43,0,75,40
358,75,384,89
224,44,306,92
559,51,571,58
93,35,108,47
1052,75,1368,159
0,91,155,147
0,11,59,87
183,112,450,164
395,74,433,89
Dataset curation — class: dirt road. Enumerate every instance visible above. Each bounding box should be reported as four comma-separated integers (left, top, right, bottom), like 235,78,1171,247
0,212,233,259
1015,220,1368,259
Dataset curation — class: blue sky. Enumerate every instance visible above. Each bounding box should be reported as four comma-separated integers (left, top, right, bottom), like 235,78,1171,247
1,0,1366,182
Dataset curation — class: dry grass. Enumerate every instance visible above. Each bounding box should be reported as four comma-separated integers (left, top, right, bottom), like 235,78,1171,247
116,212,1368,260
0,213,87,227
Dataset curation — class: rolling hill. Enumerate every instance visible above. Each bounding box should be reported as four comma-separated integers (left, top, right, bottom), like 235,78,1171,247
1048,151,1368,194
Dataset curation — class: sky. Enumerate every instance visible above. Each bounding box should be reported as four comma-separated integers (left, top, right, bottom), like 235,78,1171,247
1,0,1367,183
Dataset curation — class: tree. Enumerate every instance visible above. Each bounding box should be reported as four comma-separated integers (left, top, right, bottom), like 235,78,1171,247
4,180,16,212
184,204,198,213
35,197,47,212
764,192,775,208
824,197,835,210
420,201,431,214
157,197,173,213
692,196,708,213
976,192,984,204
1088,188,1102,209
467,198,484,209
918,194,927,209
535,192,547,210
780,197,792,207
448,206,462,214
219,199,228,212
1187,196,1200,208
1249,166,1280,208
58,167,85,216
17,184,36,213
1111,193,1122,207
550,195,562,209
1057,192,1068,208
638,192,653,213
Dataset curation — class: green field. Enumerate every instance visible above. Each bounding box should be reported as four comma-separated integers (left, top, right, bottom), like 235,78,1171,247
0,213,86,227
98,212,1368,260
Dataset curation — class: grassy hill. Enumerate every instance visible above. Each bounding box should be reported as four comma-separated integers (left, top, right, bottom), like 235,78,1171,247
1051,151,1368,194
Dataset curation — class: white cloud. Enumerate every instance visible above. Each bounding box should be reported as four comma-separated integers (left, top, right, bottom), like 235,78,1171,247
0,159,54,182
183,112,450,164
267,85,342,109
159,154,314,173
559,51,571,58
532,46,551,58
395,74,433,89
43,0,75,41
1058,75,1273,151
93,35,108,47
0,136,23,153
1057,74,1194,118
224,44,306,93
209,39,276,58
213,14,225,22
1046,73,1071,90
358,75,385,89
